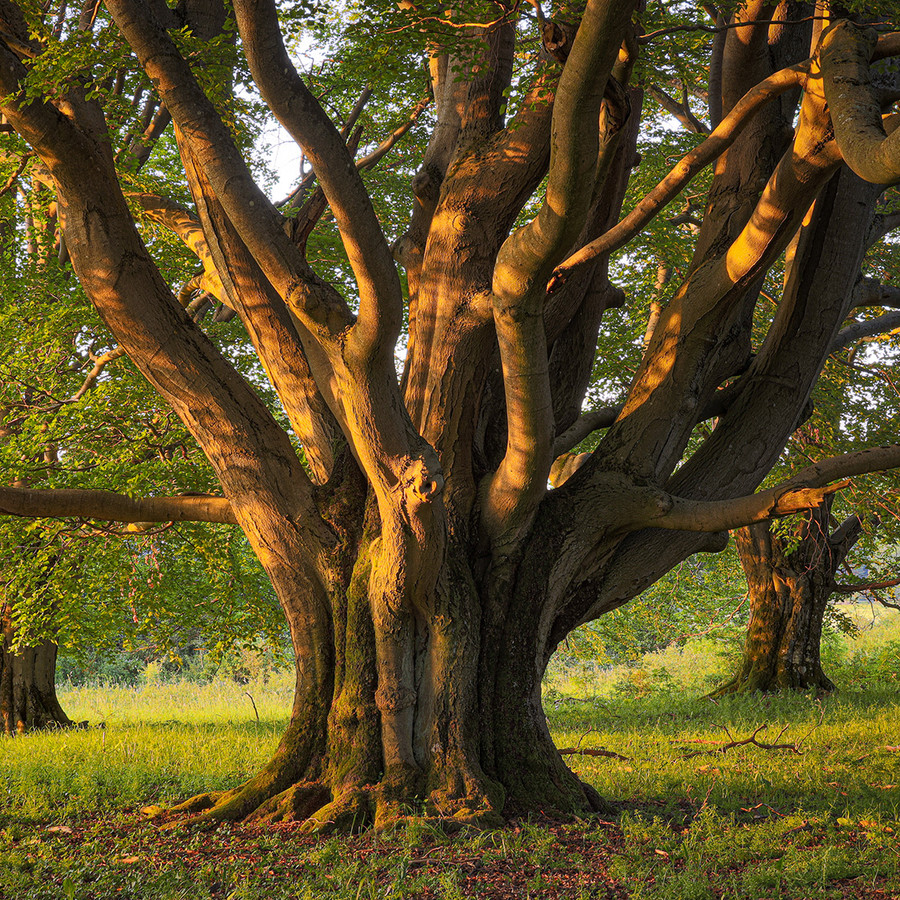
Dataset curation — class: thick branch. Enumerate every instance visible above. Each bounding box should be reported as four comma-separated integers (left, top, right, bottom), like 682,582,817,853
105,0,354,341
0,487,237,524
233,0,402,362
821,22,900,185
133,191,227,303
550,61,809,290
482,0,635,547
646,445,900,533
834,575,900,595
832,311,900,352
552,406,620,457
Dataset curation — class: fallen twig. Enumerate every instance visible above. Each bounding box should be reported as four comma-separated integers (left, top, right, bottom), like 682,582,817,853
679,724,803,759
558,747,631,760
558,725,630,760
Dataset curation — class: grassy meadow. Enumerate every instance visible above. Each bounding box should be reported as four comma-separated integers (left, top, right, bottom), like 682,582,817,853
1,605,899,899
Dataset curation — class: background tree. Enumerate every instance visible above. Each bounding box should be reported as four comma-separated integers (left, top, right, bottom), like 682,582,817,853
0,169,284,733
0,0,899,828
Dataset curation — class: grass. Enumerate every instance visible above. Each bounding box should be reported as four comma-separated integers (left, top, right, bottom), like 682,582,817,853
1,605,899,899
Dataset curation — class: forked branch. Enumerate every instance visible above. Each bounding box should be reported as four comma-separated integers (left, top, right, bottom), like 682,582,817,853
549,60,810,290
644,445,900,534
233,0,403,361
105,0,354,341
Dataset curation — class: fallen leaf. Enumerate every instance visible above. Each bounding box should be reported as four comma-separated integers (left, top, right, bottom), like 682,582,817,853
47,826,72,834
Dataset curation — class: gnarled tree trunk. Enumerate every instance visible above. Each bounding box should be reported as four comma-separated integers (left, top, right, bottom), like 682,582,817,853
714,499,863,695
0,603,73,735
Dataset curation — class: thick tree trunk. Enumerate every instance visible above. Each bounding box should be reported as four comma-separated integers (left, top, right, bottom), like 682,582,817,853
714,500,861,695
0,603,73,735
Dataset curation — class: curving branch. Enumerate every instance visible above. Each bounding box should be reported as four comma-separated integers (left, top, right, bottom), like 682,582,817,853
67,346,127,403
645,445,900,534
0,487,237,525
552,406,620,458
481,0,636,547
132,191,228,304
232,0,402,362
832,311,900,353
549,61,809,291
105,0,355,342
821,22,900,186
357,96,430,171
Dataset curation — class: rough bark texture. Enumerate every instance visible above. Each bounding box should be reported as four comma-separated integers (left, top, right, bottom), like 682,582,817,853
0,604,73,735
0,0,898,827
714,500,863,695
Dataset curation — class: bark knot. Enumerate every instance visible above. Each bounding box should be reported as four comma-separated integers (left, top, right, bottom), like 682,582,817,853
399,453,444,503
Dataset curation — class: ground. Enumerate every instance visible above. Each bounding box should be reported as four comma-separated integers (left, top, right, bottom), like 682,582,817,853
1,608,899,899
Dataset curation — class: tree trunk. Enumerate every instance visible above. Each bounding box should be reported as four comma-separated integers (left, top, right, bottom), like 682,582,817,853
714,500,862,695
0,603,73,735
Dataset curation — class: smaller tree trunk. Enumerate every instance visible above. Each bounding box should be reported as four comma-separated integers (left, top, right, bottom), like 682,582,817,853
0,603,73,735
713,500,862,695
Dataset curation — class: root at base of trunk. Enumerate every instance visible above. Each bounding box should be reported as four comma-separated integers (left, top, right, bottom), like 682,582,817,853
146,772,520,834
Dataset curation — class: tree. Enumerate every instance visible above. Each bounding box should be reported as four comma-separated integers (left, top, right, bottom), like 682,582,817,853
0,220,284,733
715,275,900,695
0,0,899,828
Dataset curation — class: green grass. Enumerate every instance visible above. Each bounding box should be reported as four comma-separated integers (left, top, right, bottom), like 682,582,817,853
2,609,899,899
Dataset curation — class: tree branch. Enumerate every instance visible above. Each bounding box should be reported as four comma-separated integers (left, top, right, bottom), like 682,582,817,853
132,191,228,305
232,0,402,362
552,406,620,457
647,84,709,135
821,22,900,186
0,487,237,525
832,311,900,353
549,61,809,291
834,576,900,595
105,0,355,342
646,445,900,534
481,0,636,548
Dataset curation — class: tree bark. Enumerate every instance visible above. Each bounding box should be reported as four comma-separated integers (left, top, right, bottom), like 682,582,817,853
714,500,862,695
0,603,73,735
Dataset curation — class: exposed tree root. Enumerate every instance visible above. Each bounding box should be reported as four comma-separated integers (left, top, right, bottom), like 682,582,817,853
299,786,374,834
247,782,332,824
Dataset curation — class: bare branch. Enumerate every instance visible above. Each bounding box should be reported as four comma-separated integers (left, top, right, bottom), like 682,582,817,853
646,445,900,534
549,61,809,291
821,22,900,186
647,84,709,134
852,278,900,310
66,346,127,403
678,724,803,759
552,406,620,457
834,576,900,595
0,487,237,525
832,311,900,353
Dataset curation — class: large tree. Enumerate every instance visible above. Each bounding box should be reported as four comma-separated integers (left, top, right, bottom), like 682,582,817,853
0,0,899,827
